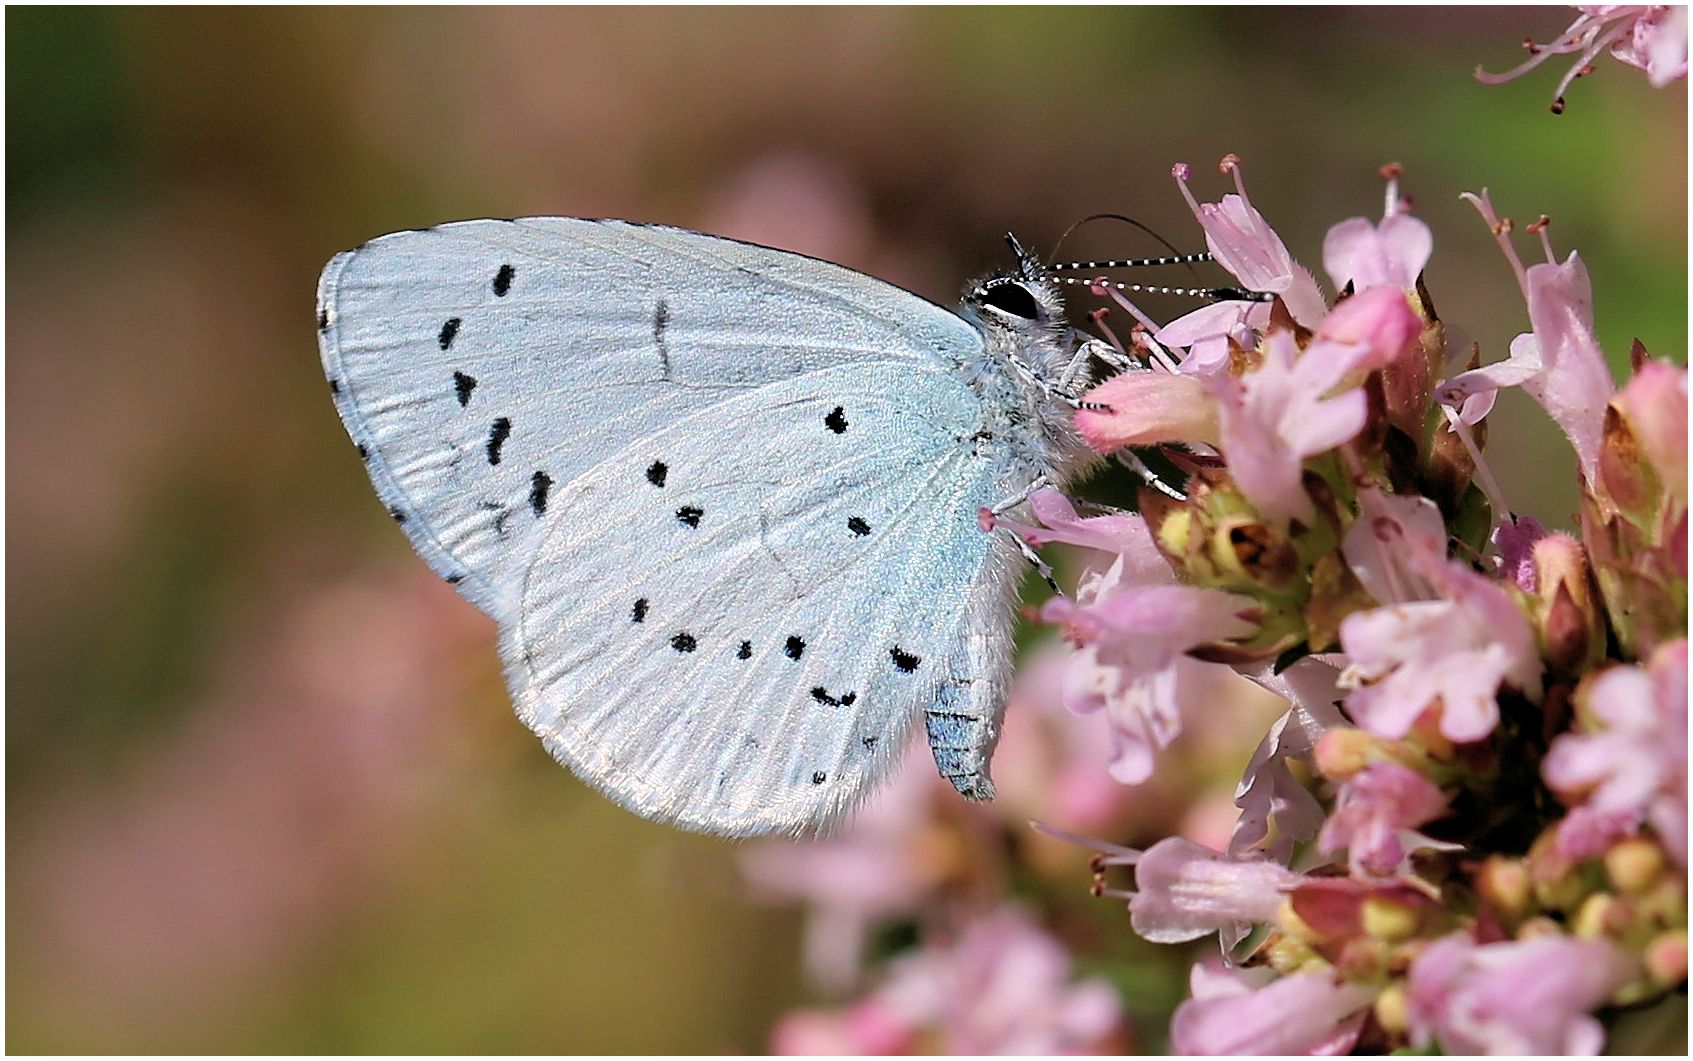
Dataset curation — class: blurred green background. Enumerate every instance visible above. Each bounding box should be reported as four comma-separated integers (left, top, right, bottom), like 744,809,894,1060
7,7,1685,1054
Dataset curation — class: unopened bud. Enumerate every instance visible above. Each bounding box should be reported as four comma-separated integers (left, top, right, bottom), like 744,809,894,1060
1362,896,1420,941
1532,533,1604,676
1476,856,1534,920
1605,838,1666,895
1314,727,1377,781
1645,929,1688,984
1574,892,1632,939
1374,984,1410,1036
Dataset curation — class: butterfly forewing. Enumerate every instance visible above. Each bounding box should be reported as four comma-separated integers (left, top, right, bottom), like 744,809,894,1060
317,218,1006,835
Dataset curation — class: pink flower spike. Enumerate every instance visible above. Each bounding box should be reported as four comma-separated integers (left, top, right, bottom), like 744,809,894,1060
1322,213,1434,293
1127,836,1302,944
1406,933,1636,1055
1174,157,1327,326
1318,761,1451,878
1075,370,1220,453
1171,964,1374,1056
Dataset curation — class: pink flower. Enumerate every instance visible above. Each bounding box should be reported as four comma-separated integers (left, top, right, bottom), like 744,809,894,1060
1478,6,1688,111
1318,761,1452,877
1219,330,1370,528
1339,563,1542,742
1442,194,1614,479
1543,638,1688,864
1126,837,1303,945
1230,658,1349,863
1493,514,1550,593
1174,158,1328,327
1170,963,1374,1056
1406,933,1635,1054
1311,285,1424,373
1322,214,1434,293
1074,369,1218,453
775,905,1125,1055
1046,583,1256,785
1340,489,1449,604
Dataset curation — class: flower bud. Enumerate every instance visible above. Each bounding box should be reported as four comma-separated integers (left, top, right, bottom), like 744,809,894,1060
1604,838,1666,895
1644,929,1688,985
1314,727,1378,781
1530,533,1606,677
1373,983,1410,1036
1476,856,1534,921
1599,358,1688,524
1362,896,1421,941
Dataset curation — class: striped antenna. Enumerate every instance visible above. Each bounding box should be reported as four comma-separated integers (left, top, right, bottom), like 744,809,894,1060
1048,252,1214,271
1053,275,1273,303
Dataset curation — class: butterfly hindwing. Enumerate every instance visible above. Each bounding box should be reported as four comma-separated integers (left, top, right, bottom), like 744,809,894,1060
506,363,1005,835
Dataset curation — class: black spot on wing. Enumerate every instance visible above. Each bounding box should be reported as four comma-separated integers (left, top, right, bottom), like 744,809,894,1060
847,516,870,537
487,417,511,465
676,506,703,528
671,632,697,653
529,470,553,516
453,371,477,407
328,377,341,395
824,406,848,433
890,646,921,672
810,687,858,707
737,640,753,660
811,771,827,785
861,736,879,750
632,598,648,623
317,306,329,332
646,460,668,487
439,317,462,350
653,298,671,378
784,635,805,660
492,264,515,296
388,506,408,524
446,572,464,585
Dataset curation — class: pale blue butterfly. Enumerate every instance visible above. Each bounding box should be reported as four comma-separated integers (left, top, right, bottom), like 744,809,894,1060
316,218,1113,837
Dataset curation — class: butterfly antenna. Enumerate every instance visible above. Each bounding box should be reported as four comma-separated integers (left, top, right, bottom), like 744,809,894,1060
1052,275,1273,304
1048,213,1208,281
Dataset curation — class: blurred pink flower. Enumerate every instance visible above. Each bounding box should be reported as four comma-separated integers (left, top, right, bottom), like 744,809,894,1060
1170,963,1373,1056
1406,933,1635,1054
773,905,1124,1055
1340,489,1449,604
15,569,482,1025
1318,761,1451,878
1173,158,1327,327
1544,638,1689,864
1478,5,1688,110
740,745,946,991
1311,285,1423,373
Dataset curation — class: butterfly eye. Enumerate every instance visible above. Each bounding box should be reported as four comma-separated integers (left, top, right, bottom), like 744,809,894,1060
975,279,1041,321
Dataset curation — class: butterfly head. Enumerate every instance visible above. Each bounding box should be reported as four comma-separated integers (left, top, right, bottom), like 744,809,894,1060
961,232,1066,343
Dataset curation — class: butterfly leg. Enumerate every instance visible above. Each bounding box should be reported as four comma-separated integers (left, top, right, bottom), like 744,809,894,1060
1117,449,1188,501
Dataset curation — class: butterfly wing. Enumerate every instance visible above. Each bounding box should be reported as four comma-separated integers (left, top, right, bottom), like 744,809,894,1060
318,218,1013,835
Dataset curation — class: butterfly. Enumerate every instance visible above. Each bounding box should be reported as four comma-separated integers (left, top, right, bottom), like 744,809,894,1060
315,218,1115,837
